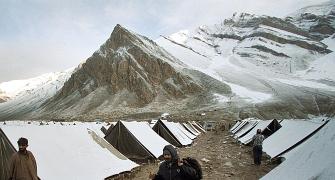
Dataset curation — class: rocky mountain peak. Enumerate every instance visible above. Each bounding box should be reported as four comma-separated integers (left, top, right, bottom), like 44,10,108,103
41,24,206,117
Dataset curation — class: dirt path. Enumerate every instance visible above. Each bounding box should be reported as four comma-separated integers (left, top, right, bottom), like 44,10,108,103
129,130,278,180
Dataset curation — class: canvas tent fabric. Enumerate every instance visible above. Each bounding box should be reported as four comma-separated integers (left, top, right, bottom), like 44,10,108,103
238,119,281,145
182,123,200,136
153,120,192,147
261,118,334,180
105,121,170,161
176,123,197,140
190,121,206,133
0,128,16,180
231,120,248,134
262,119,327,158
152,120,182,147
0,121,138,180
233,119,259,138
187,122,201,134
229,121,242,132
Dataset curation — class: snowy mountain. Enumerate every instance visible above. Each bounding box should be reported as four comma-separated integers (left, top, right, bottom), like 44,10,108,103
0,2,335,121
156,11,335,118
0,69,74,120
25,24,230,120
285,0,335,39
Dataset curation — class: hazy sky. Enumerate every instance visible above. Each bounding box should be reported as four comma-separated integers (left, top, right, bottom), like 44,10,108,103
0,0,328,83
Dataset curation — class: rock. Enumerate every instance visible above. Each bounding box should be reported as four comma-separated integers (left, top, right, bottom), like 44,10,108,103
201,158,210,163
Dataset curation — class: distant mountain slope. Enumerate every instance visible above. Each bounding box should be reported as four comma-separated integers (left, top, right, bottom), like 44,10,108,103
285,0,335,39
31,25,231,120
0,69,73,120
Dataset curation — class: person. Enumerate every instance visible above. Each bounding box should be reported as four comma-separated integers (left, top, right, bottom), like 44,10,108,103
252,129,265,165
149,145,198,180
9,137,39,180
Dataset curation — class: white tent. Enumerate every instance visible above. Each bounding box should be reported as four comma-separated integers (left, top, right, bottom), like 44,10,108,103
120,121,171,158
187,122,201,134
190,121,206,133
231,120,248,134
0,121,138,180
229,121,242,132
161,121,193,146
262,118,327,158
238,119,280,144
261,118,334,180
182,123,200,136
233,119,259,138
176,123,197,140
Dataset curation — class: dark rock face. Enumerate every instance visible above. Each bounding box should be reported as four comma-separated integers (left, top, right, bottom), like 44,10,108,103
286,11,335,40
49,25,203,109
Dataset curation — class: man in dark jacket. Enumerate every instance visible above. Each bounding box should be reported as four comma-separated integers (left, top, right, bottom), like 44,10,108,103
149,145,198,180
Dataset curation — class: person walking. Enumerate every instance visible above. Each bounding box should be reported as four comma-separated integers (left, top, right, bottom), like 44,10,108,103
9,137,39,180
252,129,265,165
149,145,198,180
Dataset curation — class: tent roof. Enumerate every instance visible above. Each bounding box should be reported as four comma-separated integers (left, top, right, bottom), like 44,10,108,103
176,123,197,140
191,121,206,133
261,118,334,180
187,122,201,134
231,120,248,134
120,121,170,158
263,118,327,158
0,121,138,180
238,120,274,144
230,121,242,132
182,123,200,136
0,128,16,180
233,119,259,138
161,121,193,146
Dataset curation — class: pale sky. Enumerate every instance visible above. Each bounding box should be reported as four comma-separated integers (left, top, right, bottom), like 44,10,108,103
0,0,328,83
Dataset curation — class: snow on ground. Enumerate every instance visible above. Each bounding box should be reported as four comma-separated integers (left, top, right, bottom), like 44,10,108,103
0,121,138,180
261,118,335,180
275,78,335,91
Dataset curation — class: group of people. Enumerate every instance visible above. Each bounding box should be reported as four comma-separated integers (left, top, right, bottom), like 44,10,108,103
8,129,264,180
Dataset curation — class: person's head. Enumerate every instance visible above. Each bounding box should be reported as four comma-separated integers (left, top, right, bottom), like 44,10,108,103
163,145,178,162
257,129,262,134
17,137,28,153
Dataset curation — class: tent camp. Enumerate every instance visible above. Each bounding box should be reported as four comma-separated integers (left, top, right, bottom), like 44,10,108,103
182,123,200,136
104,121,171,161
103,122,117,136
0,121,138,180
238,119,281,145
262,118,328,158
190,121,206,133
261,118,334,180
233,119,259,138
0,128,16,180
153,120,193,147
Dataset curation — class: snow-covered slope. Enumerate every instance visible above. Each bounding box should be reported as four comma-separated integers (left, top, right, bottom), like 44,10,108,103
285,0,335,39
0,68,74,120
156,11,335,118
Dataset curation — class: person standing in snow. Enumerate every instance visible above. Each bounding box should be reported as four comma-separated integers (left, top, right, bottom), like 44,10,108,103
149,145,198,180
9,137,39,180
252,129,265,165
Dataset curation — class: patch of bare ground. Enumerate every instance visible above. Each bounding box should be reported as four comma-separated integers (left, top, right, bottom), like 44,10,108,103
124,130,278,180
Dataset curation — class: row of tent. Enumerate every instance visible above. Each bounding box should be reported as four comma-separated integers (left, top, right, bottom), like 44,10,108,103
230,117,335,179
102,120,206,162
0,120,206,180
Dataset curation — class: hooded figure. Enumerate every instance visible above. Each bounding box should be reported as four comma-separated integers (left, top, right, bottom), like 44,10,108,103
150,145,198,180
